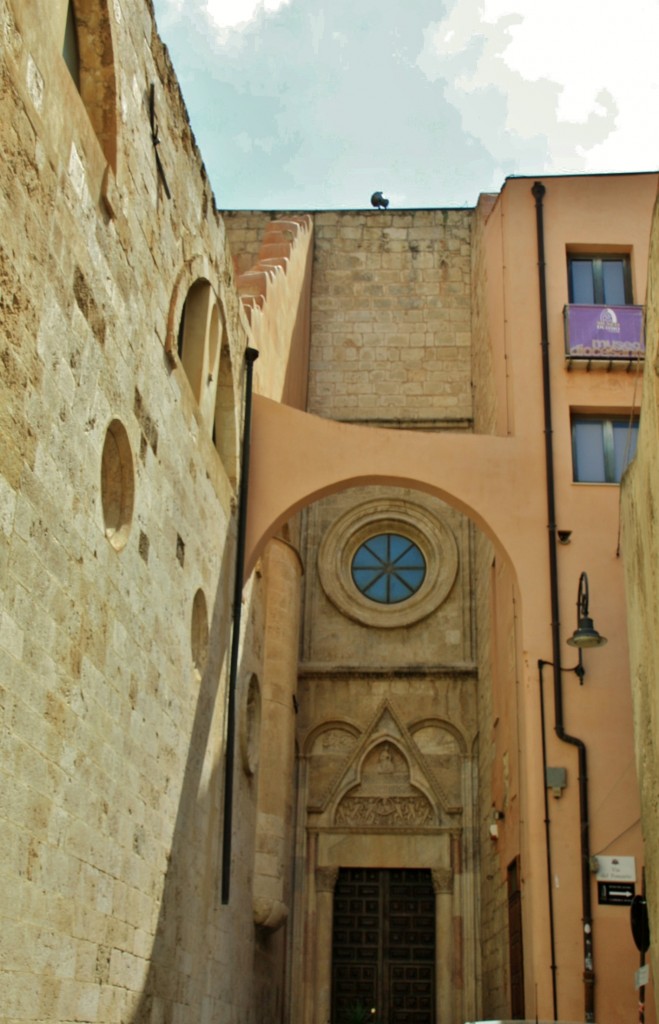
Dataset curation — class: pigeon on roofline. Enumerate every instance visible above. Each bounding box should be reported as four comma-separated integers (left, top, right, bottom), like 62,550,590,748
371,191,389,209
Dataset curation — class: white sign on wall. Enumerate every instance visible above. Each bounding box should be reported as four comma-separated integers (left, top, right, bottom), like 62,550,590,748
595,855,636,883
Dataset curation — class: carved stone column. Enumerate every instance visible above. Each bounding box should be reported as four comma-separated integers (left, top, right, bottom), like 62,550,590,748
252,537,303,929
314,866,339,1024
432,867,454,1024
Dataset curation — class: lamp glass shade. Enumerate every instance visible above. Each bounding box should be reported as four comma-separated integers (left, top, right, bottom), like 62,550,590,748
566,615,607,648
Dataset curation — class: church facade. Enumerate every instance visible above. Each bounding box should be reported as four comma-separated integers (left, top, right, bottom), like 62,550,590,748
2,3,658,1024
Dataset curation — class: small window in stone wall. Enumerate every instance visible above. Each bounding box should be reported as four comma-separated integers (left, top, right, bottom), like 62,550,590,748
62,0,80,90
101,419,134,551
191,588,209,677
178,280,211,402
177,279,237,485
60,0,118,170
213,341,237,487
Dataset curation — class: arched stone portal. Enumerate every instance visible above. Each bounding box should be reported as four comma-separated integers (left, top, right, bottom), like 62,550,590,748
300,704,474,1024
247,395,560,1024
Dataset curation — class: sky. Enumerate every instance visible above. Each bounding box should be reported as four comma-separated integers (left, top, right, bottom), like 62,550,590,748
152,0,659,210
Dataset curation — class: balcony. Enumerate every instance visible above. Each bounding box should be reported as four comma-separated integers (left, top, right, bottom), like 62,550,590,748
564,304,645,369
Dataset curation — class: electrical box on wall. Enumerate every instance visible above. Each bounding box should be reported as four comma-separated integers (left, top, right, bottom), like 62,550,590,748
546,766,567,797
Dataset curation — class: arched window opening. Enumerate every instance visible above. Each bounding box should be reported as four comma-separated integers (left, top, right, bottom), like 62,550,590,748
208,302,220,371
191,589,209,678
60,0,118,170
178,280,213,404
101,418,134,552
62,0,81,91
213,338,237,488
175,278,237,487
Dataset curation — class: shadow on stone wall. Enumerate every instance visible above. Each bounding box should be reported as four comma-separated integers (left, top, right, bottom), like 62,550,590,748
129,532,249,1023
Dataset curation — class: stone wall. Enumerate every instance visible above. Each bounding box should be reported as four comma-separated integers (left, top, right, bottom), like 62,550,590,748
307,209,473,425
0,2,280,1022
301,486,474,669
471,193,502,437
469,196,516,1017
292,208,481,1023
621,185,659,983
225,211,280,278
472,539,522,1019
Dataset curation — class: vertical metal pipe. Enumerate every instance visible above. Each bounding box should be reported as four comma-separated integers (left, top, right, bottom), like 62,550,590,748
538,660,559,1019
532,181,595,1022
221,346,259,905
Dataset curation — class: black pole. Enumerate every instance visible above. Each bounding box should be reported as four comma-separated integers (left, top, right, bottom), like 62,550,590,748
538,660,559,1020
532,181,595,1023
221,346,259,905
639,868,647,1024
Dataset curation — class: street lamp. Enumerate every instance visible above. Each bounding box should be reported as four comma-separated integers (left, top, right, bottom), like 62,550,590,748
567,572,607,650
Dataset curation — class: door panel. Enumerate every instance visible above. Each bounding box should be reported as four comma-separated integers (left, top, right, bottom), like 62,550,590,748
507,858,525,1019
332,868,435,1024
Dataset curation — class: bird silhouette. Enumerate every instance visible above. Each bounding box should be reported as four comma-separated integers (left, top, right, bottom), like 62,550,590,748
371,191,389,209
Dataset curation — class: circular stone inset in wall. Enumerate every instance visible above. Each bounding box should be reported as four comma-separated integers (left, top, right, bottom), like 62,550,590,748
318,498,458,628
101,419,134,552
191,588,209,676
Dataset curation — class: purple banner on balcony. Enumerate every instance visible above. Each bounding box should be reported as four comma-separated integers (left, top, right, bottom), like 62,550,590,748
564,305,645,359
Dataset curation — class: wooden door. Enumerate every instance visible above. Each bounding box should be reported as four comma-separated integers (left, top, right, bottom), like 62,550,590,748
332,868,435,1024
507,858,525,1019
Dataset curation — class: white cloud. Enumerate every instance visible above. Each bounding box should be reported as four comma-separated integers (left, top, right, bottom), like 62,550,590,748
417,0,659,173
204,0,291,31
152,0,657,208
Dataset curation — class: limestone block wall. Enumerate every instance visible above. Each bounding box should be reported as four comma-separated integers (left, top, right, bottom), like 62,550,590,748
225,211,279,278
307,209,474,425
469,196,516,1017
471,194,505,437
473,535,523,1019
621,186,659,984
293,204,480,1020
232,213,314,410
0,2,276,1022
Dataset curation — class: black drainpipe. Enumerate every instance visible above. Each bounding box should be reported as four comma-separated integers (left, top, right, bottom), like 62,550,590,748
221,346,259,905
532,181,595,1023
538,660,559,1019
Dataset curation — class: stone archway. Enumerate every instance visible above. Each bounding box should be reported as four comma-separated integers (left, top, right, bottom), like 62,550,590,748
246,397,537,605
248,398,558,1024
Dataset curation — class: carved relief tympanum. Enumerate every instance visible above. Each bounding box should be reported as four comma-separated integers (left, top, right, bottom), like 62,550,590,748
335,793,435,827
334,742,437,828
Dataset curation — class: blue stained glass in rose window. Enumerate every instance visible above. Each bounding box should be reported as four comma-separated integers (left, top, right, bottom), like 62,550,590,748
351,533,426,604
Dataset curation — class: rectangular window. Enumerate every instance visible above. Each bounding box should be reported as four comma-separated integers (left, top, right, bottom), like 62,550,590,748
572,415,639,483
568,255,632,305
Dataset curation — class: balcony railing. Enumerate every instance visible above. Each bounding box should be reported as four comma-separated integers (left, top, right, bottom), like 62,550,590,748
564,304,645,363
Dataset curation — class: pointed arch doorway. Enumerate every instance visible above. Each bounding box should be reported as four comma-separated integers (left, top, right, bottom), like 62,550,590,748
332,867,436,1024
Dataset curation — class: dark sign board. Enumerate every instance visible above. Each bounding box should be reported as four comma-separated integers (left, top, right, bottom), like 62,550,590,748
598,881,635,906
